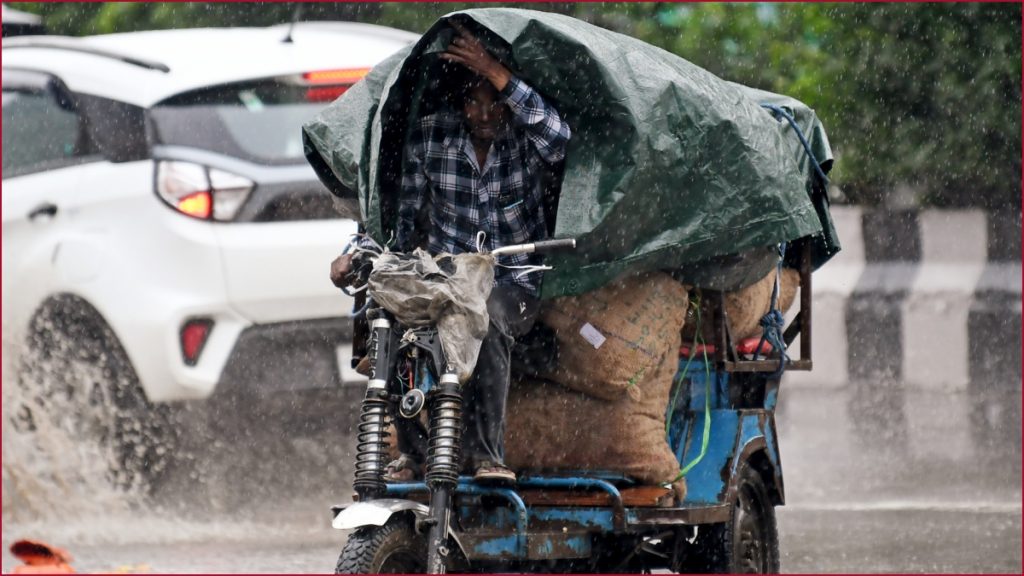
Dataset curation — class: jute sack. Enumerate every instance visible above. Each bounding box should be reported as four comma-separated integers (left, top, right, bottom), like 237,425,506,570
682,267,799,342
505,348,681,485
539,272,688,401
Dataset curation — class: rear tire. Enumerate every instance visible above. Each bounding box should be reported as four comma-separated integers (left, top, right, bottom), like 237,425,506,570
9,297,177,495
678,460,779,573
335,517,426,574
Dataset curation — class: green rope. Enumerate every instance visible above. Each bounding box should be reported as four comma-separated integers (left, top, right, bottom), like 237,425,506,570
667,296,713,482
675,340,711,480
665,294,702,434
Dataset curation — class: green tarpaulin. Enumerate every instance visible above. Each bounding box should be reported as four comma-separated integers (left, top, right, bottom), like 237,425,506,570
304,8,839,299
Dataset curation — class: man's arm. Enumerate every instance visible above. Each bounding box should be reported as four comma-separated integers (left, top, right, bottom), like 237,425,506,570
499,76,571,165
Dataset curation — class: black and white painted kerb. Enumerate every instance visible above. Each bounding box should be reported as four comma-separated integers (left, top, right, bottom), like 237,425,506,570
784,206,1021,458
969,210,1022,452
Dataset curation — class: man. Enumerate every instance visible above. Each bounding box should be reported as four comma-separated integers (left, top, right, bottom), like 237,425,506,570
331,21,571,484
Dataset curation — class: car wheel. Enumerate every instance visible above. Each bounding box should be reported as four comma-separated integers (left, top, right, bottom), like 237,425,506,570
9,296,177,495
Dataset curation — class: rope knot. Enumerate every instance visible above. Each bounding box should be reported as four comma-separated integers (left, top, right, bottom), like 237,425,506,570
760,309,785,330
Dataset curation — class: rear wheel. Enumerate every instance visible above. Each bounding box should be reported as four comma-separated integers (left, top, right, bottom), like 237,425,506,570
8,297,177,495
678,460,779,573
335,517,427,574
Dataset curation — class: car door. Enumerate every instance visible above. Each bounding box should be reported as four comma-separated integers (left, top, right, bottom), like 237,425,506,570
1,68,108,329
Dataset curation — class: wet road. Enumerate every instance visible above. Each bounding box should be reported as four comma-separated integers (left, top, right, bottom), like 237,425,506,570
2,507,1018,573
3,386,1020,573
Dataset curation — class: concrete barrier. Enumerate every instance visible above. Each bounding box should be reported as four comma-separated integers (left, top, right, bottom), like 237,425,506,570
968,210,1022,452
782,206,1021,459
785,206,864,389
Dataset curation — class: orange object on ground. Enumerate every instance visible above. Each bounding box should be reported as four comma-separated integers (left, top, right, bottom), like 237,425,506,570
10,539,75,573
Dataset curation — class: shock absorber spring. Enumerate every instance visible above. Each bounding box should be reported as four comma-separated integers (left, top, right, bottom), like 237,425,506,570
425,374,463,487
353,395,391,498
353,317,394,499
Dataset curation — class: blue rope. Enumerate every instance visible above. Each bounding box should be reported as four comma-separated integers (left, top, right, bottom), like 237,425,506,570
754,242,790,378
757,103,824,378
759,103,830,188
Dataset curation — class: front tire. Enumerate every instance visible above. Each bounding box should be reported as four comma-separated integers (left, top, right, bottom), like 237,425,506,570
679,460,780,573
335,517,427,574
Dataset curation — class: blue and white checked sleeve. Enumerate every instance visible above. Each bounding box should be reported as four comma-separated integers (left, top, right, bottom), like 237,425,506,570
500,76,571,165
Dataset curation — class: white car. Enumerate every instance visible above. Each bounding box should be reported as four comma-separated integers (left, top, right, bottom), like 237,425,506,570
1,23,416,490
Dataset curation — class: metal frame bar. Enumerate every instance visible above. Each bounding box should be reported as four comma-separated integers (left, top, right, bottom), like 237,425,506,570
517,477,626,531
385,476,629,535
799,240,813,363
385,478,726,531
627,504,731,526
386,479,530,557
715,239,814,373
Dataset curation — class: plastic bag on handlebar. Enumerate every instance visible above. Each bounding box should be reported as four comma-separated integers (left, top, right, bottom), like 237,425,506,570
368,249,495,383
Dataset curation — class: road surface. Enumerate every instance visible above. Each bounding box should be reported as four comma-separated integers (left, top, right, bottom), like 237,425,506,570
3,386,1020,573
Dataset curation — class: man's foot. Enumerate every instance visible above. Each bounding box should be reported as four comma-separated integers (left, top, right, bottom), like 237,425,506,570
383,455,422,483
473,462,516,485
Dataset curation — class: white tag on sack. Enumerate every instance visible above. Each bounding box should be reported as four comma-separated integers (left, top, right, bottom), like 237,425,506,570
579,323,606,349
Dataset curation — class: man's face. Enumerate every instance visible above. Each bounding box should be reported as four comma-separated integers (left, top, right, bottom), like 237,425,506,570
463,81,509,144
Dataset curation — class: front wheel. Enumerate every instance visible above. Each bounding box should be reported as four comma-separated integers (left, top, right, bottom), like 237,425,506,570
335,517,426,574
678,460,780,573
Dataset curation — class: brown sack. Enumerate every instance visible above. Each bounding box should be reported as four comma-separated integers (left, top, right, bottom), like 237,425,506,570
683,267,799,342
505,348,681,485
539,272,688,401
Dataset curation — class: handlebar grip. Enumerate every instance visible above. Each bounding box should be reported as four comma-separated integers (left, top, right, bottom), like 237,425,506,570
531,238,577,253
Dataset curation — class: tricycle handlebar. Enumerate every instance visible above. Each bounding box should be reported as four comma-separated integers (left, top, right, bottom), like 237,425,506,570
491,238,576,257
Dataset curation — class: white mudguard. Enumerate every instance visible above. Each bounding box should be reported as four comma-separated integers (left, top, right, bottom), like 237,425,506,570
331,498,429,530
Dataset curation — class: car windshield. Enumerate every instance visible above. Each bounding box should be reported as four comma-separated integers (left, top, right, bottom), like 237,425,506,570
151,77,344,165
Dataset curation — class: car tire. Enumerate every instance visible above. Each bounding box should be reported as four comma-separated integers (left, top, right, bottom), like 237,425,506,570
10,296,177,495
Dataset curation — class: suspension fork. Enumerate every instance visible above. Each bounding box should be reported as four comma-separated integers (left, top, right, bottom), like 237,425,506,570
425,371,463,574
353,314,397,501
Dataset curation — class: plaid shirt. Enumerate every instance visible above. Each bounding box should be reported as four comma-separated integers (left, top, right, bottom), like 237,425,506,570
395,76,571,294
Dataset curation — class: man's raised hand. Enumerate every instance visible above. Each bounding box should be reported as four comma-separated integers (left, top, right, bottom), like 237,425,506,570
441,21,512,92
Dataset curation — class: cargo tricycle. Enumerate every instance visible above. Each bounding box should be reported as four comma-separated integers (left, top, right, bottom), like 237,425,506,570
329,237,815,574
304,10,839,574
